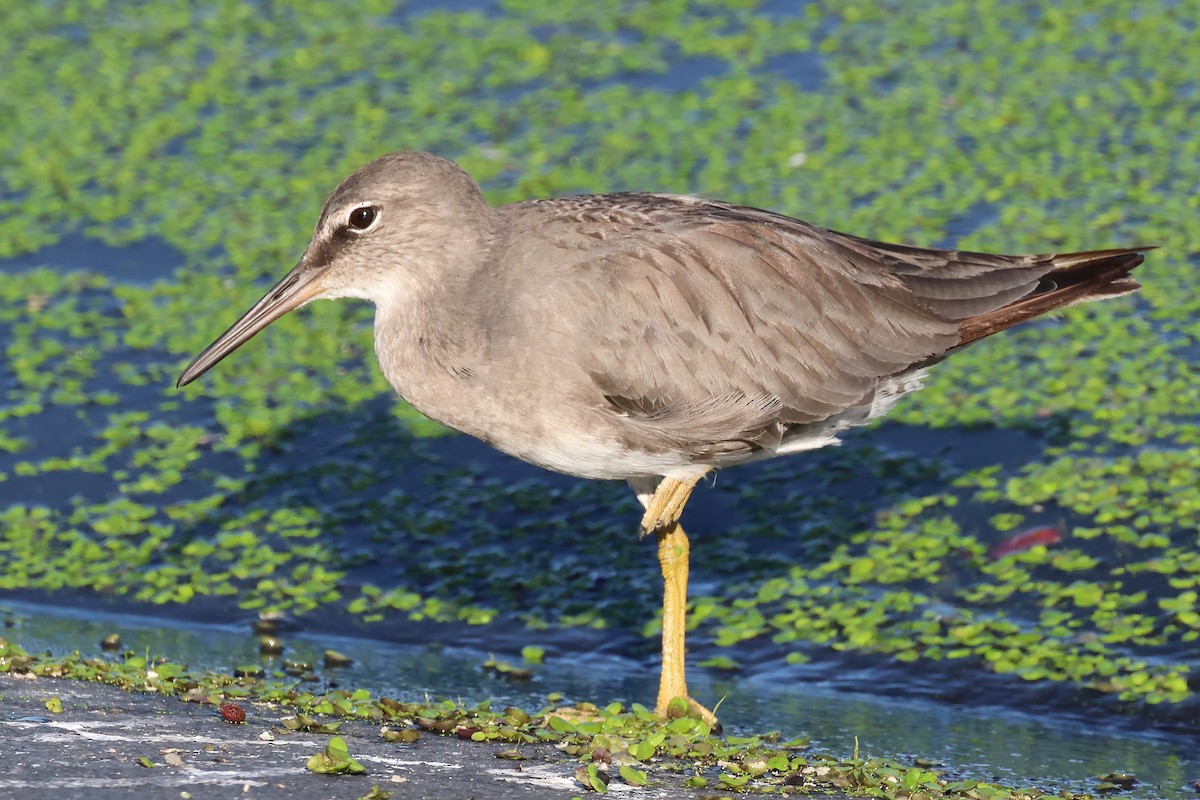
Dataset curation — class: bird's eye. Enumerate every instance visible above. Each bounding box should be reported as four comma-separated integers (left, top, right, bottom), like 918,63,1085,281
348,206,378,230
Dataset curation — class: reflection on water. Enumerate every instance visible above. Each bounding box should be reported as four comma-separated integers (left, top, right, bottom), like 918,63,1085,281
4,600,1195,800
732,679,1197,800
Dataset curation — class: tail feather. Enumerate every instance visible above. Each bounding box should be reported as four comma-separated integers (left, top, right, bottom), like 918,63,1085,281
956,247,1150,347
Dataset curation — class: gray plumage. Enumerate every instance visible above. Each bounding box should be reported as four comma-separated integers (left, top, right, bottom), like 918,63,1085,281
178,152,1147,484
175,151,1150,724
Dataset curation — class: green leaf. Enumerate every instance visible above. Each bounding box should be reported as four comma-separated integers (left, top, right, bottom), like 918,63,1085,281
618,765,648,786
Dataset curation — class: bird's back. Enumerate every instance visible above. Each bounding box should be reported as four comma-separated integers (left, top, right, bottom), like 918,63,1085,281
480,193,1145,479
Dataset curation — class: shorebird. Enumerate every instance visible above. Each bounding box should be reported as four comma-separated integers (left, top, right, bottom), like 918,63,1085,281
178,152,1148,724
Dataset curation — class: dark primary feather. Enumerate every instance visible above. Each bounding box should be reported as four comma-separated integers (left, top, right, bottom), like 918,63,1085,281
503,193,1147,462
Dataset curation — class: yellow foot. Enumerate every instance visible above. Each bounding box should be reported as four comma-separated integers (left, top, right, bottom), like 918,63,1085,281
638,475,702,535
656,694,721,731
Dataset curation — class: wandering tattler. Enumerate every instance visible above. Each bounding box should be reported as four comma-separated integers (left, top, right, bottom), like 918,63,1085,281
178,152,1149,724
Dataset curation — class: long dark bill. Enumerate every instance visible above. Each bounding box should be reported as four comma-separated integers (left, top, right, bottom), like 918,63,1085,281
176,262,325,388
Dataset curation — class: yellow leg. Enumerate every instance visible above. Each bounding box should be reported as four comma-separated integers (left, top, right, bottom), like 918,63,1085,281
630,475,719,727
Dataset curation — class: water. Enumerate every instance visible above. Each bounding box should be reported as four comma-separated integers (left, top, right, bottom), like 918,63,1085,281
3,2,1196,797
4,601,1195,799
4,234,183,285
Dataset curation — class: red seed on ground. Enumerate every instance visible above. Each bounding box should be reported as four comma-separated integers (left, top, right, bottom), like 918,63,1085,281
989,526,1062,559
219,702,247,723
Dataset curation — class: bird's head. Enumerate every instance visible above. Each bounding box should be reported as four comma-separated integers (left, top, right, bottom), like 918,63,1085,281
176,152,496,388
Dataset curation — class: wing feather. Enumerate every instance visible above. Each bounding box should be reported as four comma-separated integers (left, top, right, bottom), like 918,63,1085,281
497,193,1142,464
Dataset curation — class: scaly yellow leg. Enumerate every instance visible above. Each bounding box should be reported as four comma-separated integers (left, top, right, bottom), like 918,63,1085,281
629,474,718,728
